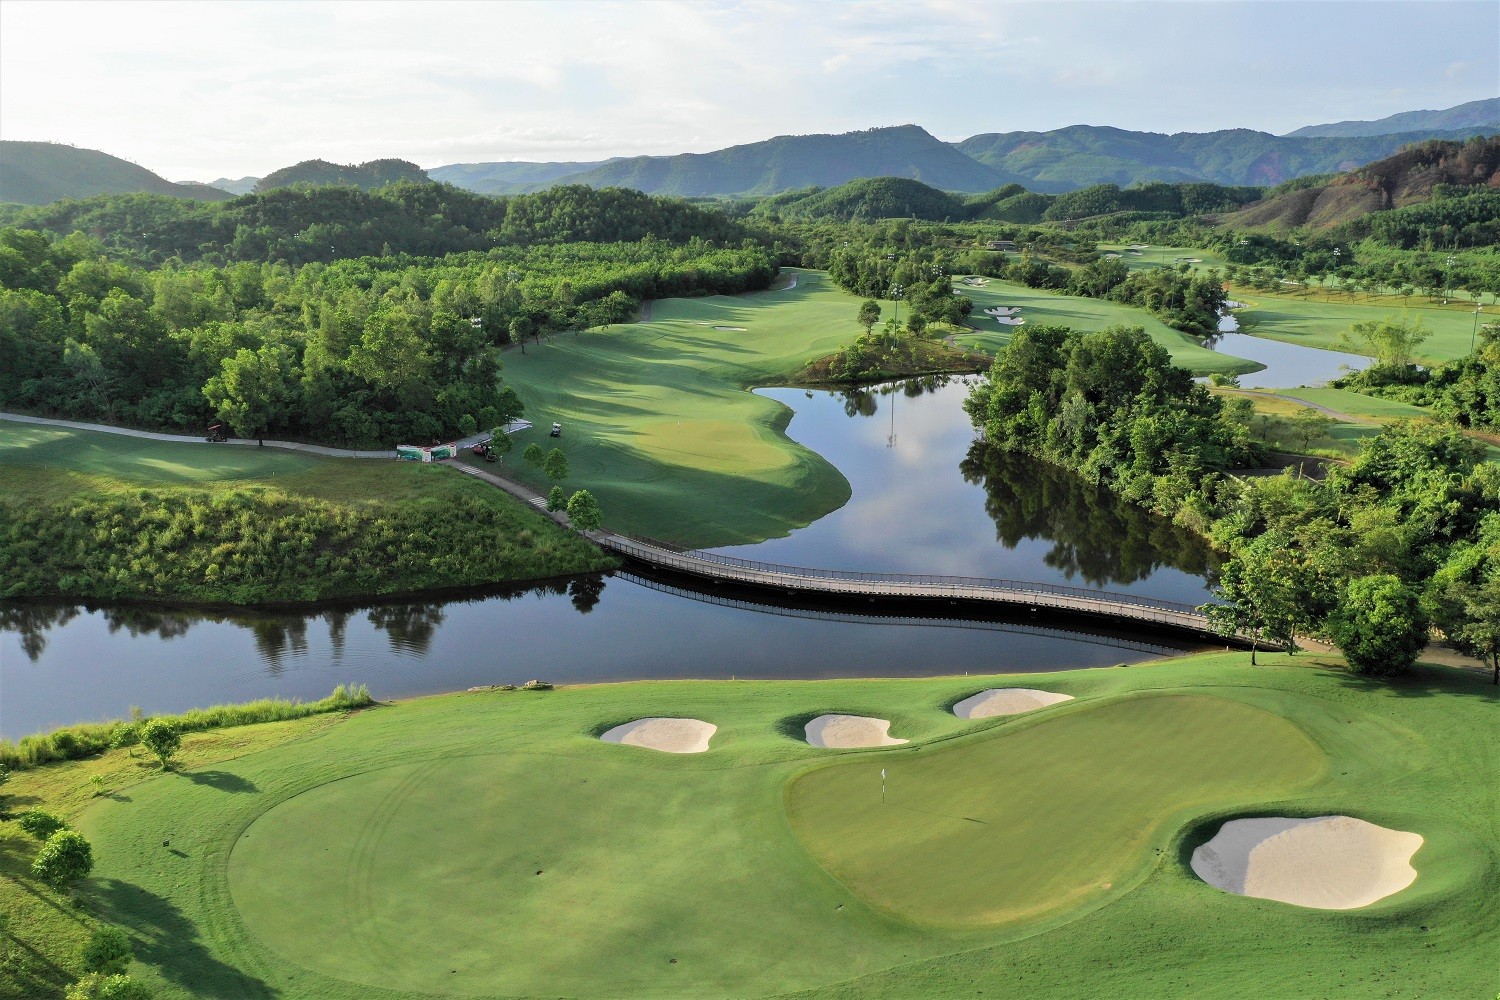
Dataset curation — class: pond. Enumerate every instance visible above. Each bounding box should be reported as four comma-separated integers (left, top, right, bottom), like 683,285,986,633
1,379,1219,739
1208,329,1372,389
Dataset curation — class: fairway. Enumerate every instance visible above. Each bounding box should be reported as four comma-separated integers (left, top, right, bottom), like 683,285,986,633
0,423,318,484
1229,290,1484,364
496,269,864,545
950,277,1257,377
31,653,1492,1000
787,694,1324,926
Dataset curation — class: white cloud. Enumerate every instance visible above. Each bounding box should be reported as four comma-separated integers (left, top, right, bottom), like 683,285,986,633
1,0,1495,178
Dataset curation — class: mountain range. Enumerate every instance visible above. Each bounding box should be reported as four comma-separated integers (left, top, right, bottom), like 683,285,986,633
2,99,1495,207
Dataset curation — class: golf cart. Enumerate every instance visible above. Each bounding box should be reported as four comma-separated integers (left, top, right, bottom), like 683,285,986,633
206,421,227,442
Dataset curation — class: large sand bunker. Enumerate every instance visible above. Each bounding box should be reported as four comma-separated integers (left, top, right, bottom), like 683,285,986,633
805,715,907,749
1191,816,1421,909
600,718,716,754
952,688,1074,720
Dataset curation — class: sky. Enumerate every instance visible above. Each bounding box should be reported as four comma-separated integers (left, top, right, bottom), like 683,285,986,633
2,0,1496,181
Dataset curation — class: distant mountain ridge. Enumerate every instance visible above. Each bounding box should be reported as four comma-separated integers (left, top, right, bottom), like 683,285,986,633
1287,97,1500,138
209,176,259,195
0,141,234,205
434,103,1496,199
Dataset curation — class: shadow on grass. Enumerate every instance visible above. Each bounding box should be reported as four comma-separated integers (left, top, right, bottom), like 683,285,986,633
93,878,279,998
1334,661,1497,700
182,770,259,794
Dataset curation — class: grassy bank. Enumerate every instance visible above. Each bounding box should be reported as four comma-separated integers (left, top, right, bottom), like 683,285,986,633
2,652,1493,999
0,425,616,604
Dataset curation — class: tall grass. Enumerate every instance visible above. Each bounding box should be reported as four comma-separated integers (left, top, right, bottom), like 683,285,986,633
0,684,374,770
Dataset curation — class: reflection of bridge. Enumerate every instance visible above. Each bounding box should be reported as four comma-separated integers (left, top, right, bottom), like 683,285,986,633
596,533,1255,647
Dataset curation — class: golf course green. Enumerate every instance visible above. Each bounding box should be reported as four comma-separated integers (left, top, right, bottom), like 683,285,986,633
6,651,1484,999
1227,290,1485,365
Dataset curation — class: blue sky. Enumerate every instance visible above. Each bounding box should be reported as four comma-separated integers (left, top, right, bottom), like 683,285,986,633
1,0,1495,180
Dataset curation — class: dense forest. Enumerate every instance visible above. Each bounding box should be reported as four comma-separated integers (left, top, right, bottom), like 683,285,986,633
0,227,775,446
965,324,1500,679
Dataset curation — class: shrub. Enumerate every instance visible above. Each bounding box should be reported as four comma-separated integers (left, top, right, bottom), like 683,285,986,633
65,973,152,1000
17,809,69,840
32,829,93,888
82,925,133,976
1328,574,1428,675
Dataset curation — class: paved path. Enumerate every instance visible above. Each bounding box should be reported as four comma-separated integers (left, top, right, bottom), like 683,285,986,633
0,412,504,460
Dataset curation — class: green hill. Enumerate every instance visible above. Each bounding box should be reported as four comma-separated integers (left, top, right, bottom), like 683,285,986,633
1288,97,1500,137
252,158,431,193
0,141,233,205
207,175,259,195
749,176,969,222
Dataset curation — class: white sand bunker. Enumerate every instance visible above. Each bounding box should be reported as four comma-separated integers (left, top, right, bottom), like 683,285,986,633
599,717,716,754
952,688,1074,720
1192,816,1422,910
713,325,746,331
804,714,907,749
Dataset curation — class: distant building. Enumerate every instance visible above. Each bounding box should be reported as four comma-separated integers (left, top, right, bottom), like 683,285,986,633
985,240,1017,251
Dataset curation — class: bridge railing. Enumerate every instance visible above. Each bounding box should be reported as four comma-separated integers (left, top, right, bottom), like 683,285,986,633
604,532,1203,617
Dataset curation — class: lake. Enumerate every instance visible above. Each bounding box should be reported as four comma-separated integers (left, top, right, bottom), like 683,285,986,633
1,379,1219,738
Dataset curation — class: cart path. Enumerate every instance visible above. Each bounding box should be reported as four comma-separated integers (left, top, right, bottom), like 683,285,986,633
0,412,495,459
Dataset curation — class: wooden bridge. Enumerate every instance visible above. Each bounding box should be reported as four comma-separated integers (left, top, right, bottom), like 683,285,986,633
593,532,1252,646
448,460,1258,647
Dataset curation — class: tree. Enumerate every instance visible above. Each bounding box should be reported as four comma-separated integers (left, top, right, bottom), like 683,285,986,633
522,442,544,467
139,719,181,770
1438,576,1500,685
1339,315,1431,371
543,448,569,482
488,428,513,458
203,343,298,442
546,485,566,512
65,973,152,1000
857,299,880,334
1327,574,1427,675
1203,533,1308,663
1291,407,1336,450
32,829,93,888
82,925,133,976
565,490,603,532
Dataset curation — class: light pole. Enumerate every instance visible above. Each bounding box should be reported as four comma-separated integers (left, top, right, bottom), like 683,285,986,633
1472,302,1483,353
1444,255,1456,304
891,283,905,331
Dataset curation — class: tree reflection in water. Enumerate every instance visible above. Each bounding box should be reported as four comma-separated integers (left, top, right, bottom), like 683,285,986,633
960,443,1220,588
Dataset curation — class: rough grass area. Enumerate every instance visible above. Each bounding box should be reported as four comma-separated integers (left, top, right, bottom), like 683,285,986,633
1226,288,1484,364
2,652,1491,999
495,269,862,546
0,426,617,603
948,277,1256,377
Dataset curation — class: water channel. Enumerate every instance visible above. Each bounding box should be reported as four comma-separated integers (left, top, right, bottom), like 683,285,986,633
1,379,1220,739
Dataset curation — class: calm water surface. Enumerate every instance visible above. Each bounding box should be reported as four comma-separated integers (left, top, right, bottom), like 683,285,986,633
1,380,1217,738
1208,328,1372,389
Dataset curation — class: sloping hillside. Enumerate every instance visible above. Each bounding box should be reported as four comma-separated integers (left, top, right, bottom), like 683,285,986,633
428,160,611,195
0,142,233,205
253,158,431,193
548,125,1018,196
209,176,259,195
1288,97,1500,138
956,126,1491,190
1221,136,1500,229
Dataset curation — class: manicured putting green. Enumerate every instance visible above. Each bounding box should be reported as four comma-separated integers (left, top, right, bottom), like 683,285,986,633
787,694,1325,926
1228,291,1483,364
227,752,872,997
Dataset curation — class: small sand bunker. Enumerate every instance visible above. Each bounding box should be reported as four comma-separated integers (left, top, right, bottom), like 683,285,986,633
600,718,716,754
712,325,747,331
952,688,1074,720
804,714,907,749
1192,816,1422,910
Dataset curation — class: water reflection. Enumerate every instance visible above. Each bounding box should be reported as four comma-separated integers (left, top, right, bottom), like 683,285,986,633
960,445,1218,587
